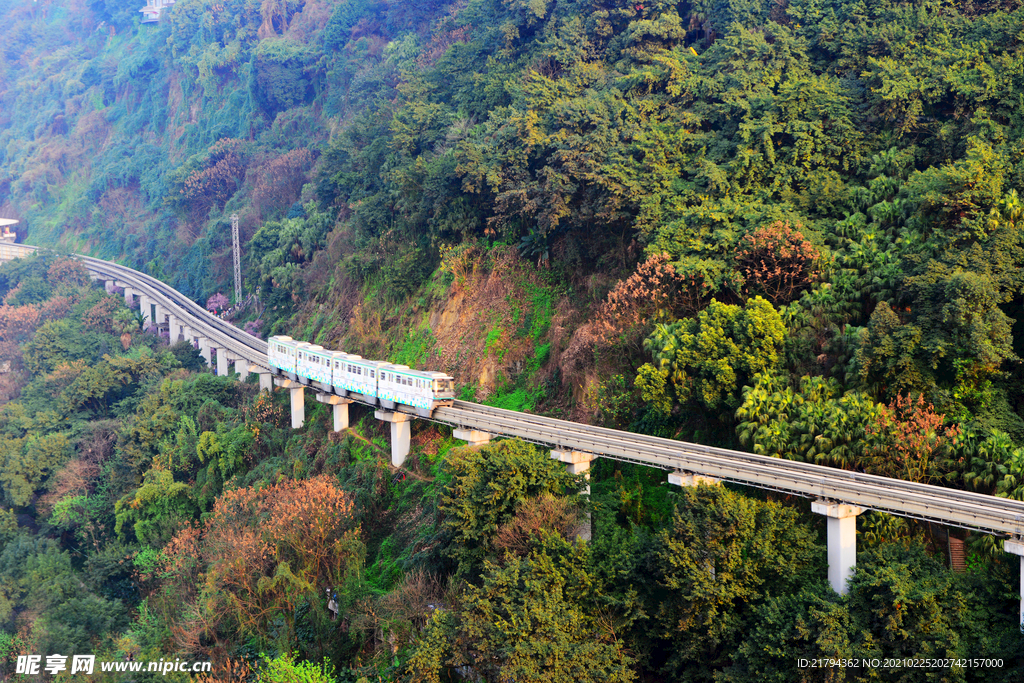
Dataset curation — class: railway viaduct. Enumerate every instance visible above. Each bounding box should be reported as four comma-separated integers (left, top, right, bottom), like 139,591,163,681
4,242,1024,618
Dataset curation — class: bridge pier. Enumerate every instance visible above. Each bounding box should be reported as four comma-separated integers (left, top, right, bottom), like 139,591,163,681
317,394,352,432
273,377,305,428
104,279,115,295
453,428,492,446
216,349,231,377
198,337,211,366
123,286,134,307
171,317,183,342
235,360,250,382
1002,539,1024,629
813,501,864,595
552,450,596,541
375,410,416,467
259,372,273,392
139,294,153,328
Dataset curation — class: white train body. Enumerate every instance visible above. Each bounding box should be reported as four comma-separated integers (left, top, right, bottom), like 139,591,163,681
297,344,333,385
268,335,456,415
268,336,297,374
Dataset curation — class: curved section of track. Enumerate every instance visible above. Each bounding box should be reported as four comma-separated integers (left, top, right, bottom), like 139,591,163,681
8,243,1024,537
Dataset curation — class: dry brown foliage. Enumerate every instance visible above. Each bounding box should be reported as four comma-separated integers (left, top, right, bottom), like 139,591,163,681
735,221,820,305
251,148,314,221
189,658,252,683
37,295,73,323
865,394,961,484
356,570,443,659
163,476,360,650
597,253,686,336
82,296,120,334
47,257,90,288
560,254,701,385
0,305,39,362
282,0,333,42
182,139,246,218
493,494,581,559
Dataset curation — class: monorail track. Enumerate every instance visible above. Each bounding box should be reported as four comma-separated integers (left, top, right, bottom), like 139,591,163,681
6,243,1024,538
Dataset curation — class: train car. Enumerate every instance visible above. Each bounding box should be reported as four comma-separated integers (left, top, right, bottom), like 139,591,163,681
297,344,333,386
336,355,387,405
268,336,297,376
328,351,351,396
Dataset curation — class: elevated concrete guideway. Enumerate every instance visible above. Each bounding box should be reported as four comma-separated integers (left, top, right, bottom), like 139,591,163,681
5,244,1024,608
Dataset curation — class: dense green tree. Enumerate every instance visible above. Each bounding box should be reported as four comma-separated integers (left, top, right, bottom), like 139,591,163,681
408,532,635,683
439,439,585,577
650,484,823,680
644,296,785,410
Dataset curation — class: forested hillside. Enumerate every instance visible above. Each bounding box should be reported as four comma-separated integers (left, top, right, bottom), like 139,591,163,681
3,0,1024,679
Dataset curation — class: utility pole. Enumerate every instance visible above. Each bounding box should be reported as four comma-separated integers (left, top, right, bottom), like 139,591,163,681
231,213,242,304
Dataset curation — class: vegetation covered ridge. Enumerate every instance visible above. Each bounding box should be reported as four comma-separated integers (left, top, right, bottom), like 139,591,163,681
1,0,1024,678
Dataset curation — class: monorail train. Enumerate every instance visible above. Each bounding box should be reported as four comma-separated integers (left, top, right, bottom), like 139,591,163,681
267,335,456,416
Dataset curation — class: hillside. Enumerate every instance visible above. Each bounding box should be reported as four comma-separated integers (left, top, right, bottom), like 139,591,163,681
1,0,1024,679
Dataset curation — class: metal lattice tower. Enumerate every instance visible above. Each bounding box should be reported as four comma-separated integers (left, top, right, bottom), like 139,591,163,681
231,213,242,304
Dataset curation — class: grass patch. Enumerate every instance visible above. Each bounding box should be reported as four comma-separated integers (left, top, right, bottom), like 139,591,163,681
484,325,505,360
391,324,437,367
484,383,545,413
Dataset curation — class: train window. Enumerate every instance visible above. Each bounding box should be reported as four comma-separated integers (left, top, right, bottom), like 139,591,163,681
370,370,375,379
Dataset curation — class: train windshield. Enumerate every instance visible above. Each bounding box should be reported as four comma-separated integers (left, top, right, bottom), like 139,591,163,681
435,379,454,393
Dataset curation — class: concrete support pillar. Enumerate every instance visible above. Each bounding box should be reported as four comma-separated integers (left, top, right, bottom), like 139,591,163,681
1003,538,1024,629
104,280,115,295
812,501,864,595
198,338,211,366
317,394,352,432
375,410,416,467
290,387,305,428
236,361,250,382
272,377,305,428
552,450,596,541
123,286,134,307
139,294,152,327
259,373,273,392
217,350,231,377
453,428,492,446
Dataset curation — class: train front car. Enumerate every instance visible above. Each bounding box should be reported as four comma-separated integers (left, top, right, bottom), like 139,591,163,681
425,372,456,410
381,367,455,417
268,336,298,378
